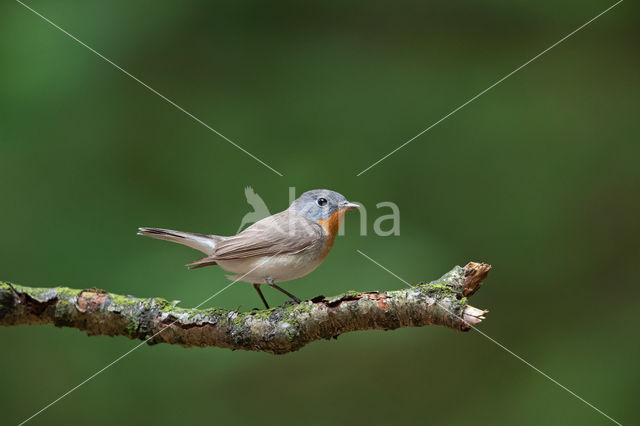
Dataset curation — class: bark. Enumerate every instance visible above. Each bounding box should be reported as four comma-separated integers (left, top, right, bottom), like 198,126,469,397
0,262,491,354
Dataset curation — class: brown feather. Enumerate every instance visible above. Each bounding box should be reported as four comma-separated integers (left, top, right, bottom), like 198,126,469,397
188,211,323,268
186,257,218,269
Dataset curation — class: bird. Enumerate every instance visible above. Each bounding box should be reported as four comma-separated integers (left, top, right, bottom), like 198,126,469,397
236,186,271,233
138,189,359,309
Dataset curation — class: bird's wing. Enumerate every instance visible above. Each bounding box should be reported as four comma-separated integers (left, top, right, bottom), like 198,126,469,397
195,212,322,265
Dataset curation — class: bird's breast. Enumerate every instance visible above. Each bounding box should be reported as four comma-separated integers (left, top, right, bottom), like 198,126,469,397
317,209,346,259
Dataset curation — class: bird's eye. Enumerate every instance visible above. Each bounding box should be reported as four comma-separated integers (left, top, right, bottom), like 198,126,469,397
317,197,327,206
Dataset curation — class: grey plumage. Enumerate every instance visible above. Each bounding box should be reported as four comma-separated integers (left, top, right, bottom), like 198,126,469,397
186,211,323,268
136,228,220,258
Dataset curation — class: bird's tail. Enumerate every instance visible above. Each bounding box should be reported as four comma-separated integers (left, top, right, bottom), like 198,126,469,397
137,227,219,255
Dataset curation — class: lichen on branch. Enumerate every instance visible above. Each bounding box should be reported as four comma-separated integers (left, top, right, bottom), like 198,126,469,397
0,262,491,354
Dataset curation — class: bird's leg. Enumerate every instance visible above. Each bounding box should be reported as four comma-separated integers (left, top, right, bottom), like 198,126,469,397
253,283,270,309
266,277,301,303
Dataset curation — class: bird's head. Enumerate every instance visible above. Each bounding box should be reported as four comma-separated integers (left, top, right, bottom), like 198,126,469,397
289,189,359,232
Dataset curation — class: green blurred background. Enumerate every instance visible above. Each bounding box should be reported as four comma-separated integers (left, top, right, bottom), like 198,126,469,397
1,0,638,424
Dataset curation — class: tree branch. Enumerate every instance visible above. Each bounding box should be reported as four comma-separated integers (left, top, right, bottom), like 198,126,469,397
0,262,491,354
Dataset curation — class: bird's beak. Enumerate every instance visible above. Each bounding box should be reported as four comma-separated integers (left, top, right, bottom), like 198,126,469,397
340,201,360,211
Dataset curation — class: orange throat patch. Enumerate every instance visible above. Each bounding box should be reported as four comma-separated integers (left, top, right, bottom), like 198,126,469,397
317,209,347,258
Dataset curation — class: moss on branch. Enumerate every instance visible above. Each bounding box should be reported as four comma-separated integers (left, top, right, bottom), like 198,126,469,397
0,262,491,354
